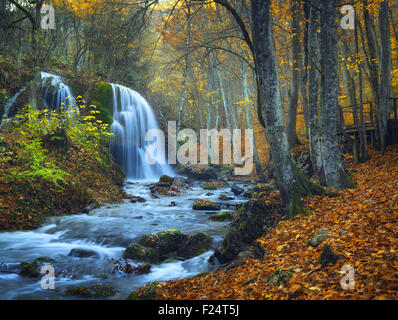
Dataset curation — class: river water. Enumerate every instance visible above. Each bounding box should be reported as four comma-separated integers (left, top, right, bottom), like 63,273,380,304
0,180,247,299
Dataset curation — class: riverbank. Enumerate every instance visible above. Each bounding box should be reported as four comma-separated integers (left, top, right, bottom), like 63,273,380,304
0,107,125,231
149,146,398,300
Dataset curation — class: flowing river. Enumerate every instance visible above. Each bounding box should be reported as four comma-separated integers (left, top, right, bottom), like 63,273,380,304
0,180,247,299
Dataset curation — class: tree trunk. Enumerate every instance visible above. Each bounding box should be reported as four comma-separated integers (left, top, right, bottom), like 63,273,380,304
363,0,384,150
251,0,326,215
176,0,191,136
354,15,369,161
378,0,392,151
319,0,354,188
307,0,325,184
240,58,262,178
301,0,310,137
287,0,301,147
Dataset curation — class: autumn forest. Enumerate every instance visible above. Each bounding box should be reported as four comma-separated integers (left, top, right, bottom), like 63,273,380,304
0,0,397,302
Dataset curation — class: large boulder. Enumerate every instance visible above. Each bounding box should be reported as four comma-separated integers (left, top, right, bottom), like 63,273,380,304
178,232,213,259
123,230,212,263
159,175,174,186
137,230,187,256
213,200,276,264
123,243,161,264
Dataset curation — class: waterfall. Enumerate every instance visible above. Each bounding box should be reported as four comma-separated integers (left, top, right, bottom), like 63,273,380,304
41,72,76,111
0,87,25,131
110,83,174,180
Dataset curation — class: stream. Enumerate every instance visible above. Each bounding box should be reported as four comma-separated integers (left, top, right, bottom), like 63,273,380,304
0,180,247,299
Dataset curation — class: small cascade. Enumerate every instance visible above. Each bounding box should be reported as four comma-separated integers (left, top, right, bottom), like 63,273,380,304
41,72,76,112
0,87,25,131
110,83,174,180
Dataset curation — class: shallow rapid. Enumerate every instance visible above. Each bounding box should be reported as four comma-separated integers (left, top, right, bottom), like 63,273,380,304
0,180,246,299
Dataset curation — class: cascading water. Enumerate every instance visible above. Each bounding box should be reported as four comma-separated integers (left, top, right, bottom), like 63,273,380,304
110,83,174,180
41,72,76,112
0,87,25,131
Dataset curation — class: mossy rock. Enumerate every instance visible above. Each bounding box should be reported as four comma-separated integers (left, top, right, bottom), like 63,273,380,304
19,262,40,278
243,184,273,199
88,81,113,126
159,175,174,186
308,228,330,248
318,244,340,267
68,248,100,258
162,258,180,263
126,281,163,300
193,200,220,211
179,232,213,258
266,269,292,286
214,200,275,264
219,194,234,201
123,243,161,264
65,284,116,298
209,211,233,221
137,230,186,256
35,256,55,264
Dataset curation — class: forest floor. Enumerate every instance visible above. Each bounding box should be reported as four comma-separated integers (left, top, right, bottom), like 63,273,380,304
153,145,398,300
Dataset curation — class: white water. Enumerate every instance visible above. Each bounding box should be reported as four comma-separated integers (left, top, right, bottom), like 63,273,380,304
110,84,174,180
0,87,25,131
0,182,247,299
41,72,76,112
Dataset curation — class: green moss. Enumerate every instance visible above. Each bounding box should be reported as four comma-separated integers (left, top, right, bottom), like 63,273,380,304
123,243,161,264
209,211,233,221
288,159,328,218
126,281,162,300
179,232,213,258
266,269,292,286
88,81,113,126
19,262,40,278
159,175,174,186
162,258,179,263
35,256,55,263
0,89,10,116
193,200,220,210
338,169,356,188
65,284,116,298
